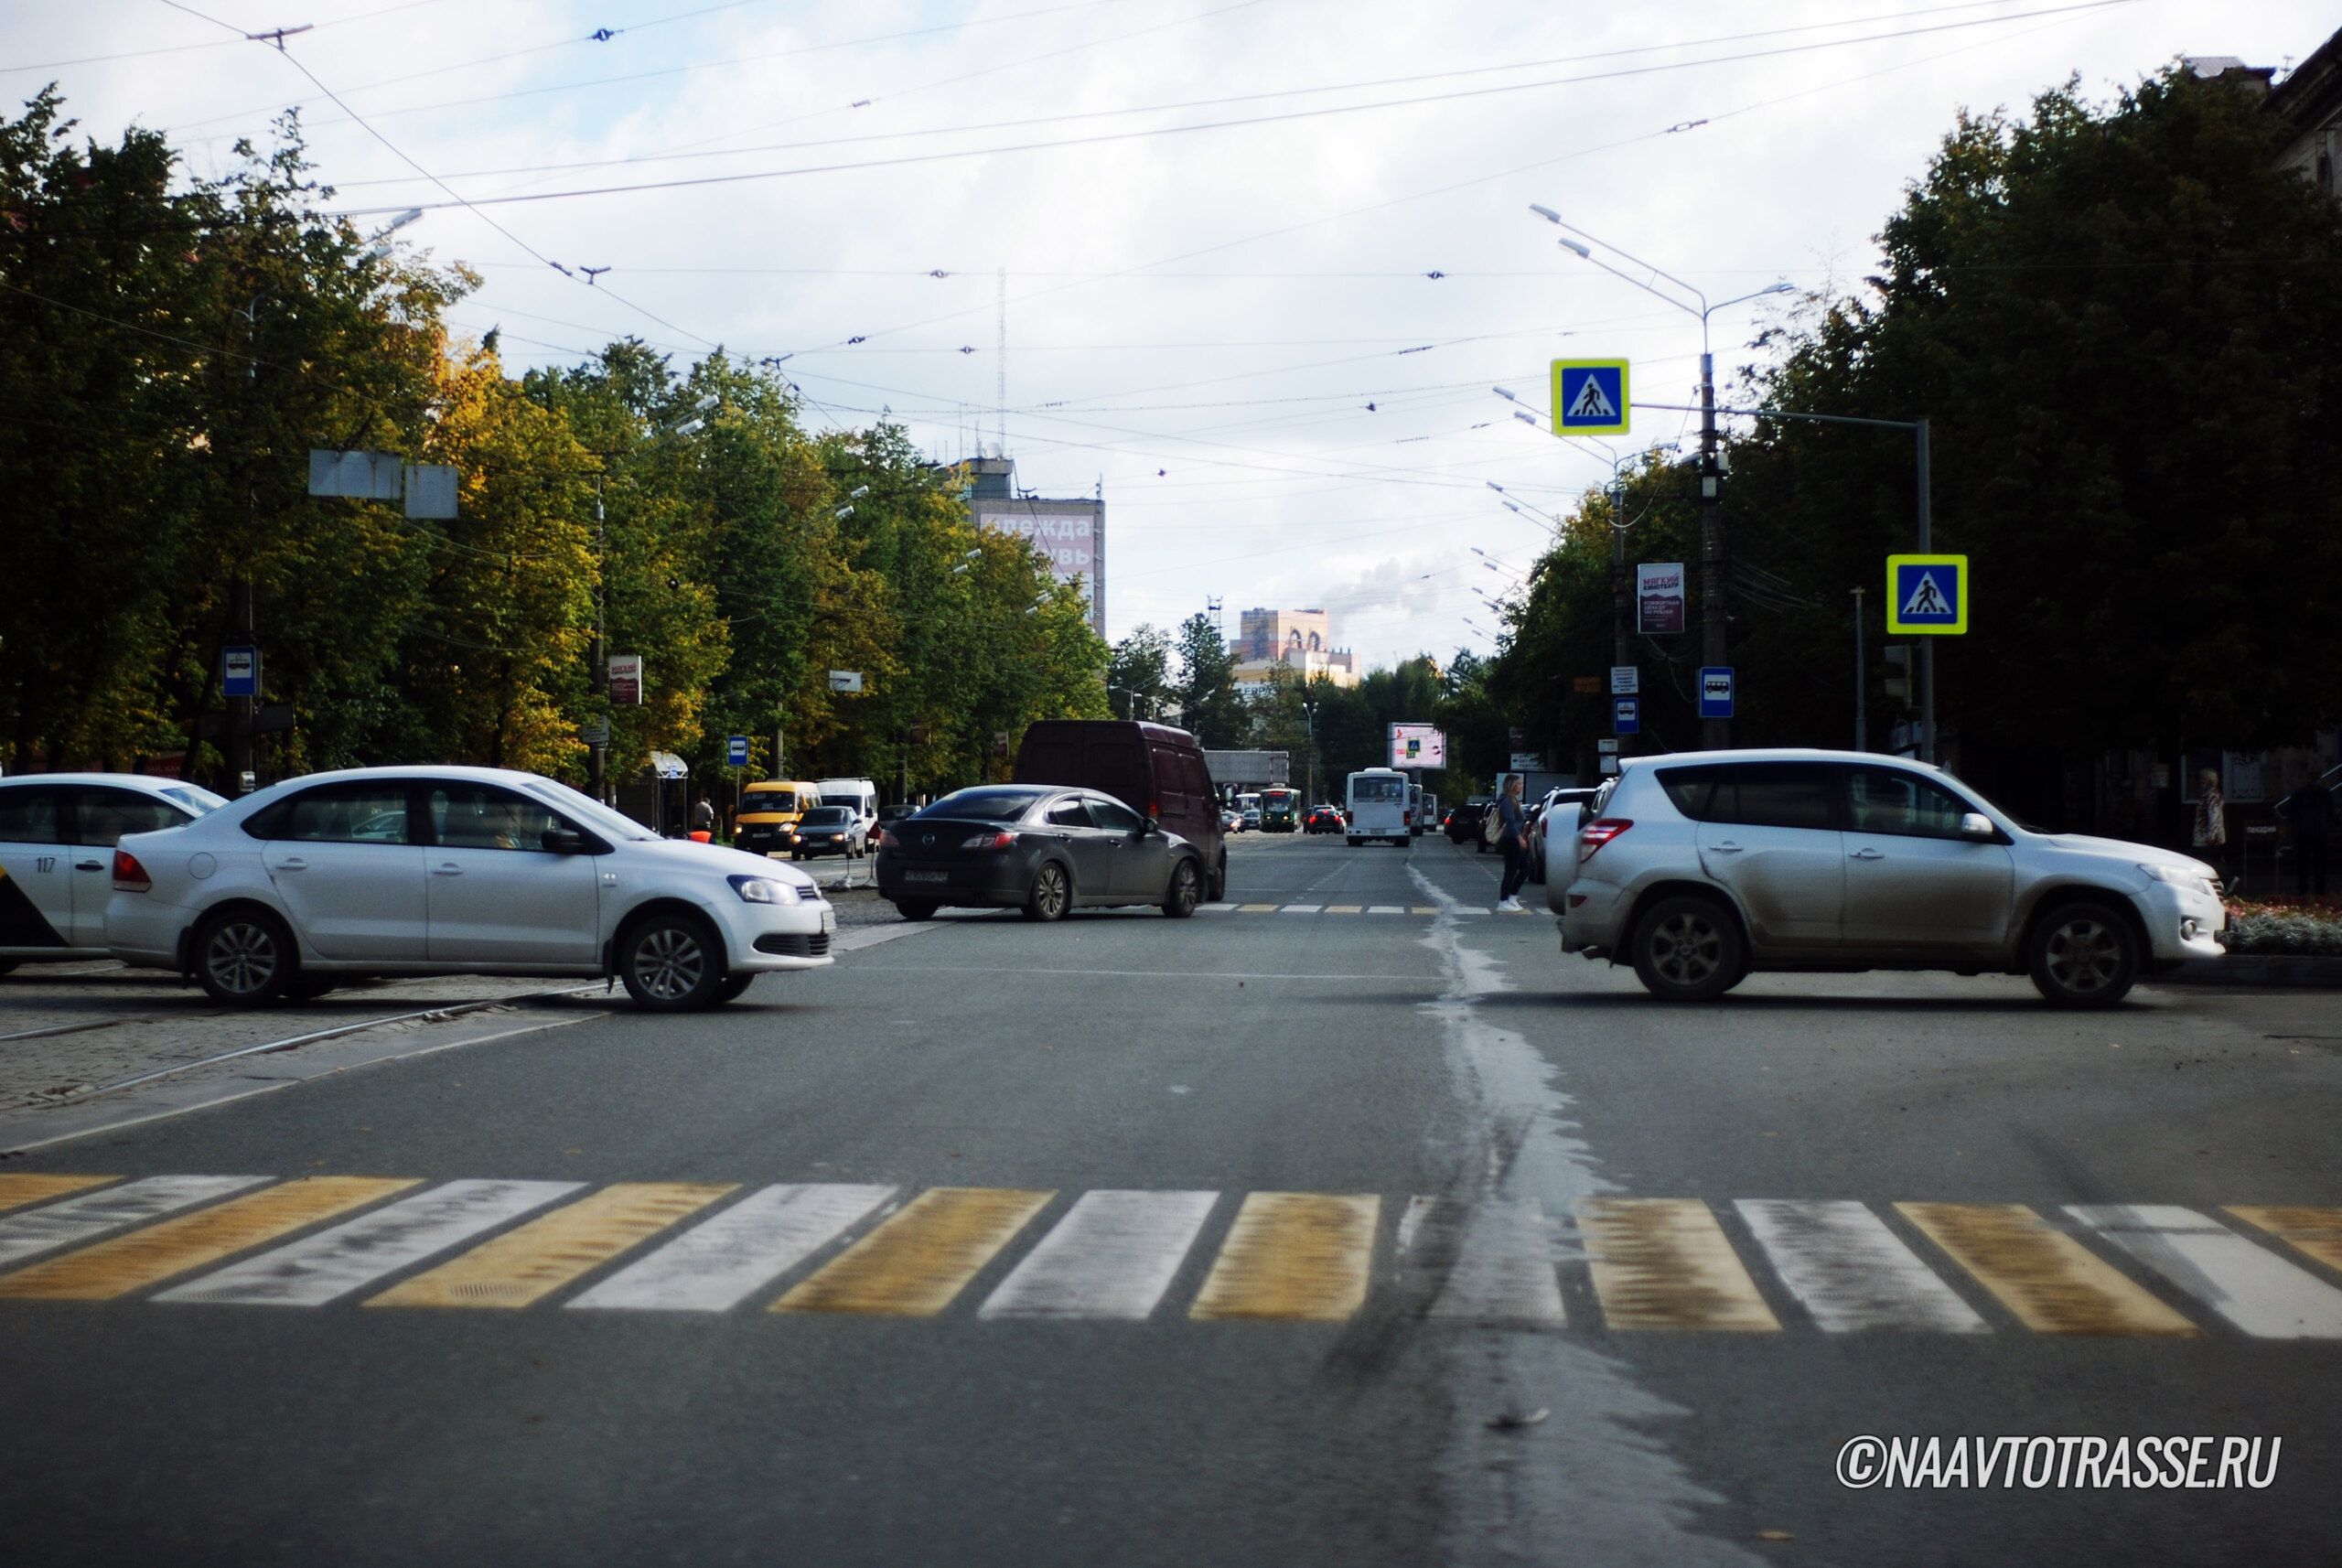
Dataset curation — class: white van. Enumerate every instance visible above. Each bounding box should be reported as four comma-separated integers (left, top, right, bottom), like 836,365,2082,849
816,778,879,848
1345,768,1409,846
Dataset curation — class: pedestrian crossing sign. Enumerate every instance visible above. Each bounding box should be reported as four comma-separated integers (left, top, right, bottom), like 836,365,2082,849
1551,360,1629,435
1886,553,1968,635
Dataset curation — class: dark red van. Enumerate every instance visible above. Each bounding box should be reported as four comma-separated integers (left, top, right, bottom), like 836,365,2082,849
1014,720,1225,900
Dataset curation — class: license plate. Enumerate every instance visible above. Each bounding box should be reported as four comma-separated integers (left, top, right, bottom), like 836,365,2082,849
904,870,947,883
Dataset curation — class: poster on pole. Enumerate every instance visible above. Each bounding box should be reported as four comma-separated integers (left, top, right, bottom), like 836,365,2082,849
1636,563,1686,635
607,654,643,705
1387,724,1446,768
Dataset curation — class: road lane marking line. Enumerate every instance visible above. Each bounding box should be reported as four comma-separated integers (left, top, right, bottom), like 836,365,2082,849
0,1177,417,1300
978,1190,1218,1320
1237,904,1280,912
0,1174,115,1214
1895,1203,2197,1336
1580,1199,1780,1331
367,1183,736,1309
1412,906,1439,915
773,1187,1053,1316
156,1180,584,1306
1368,906,1405,915
1325,905,1362,914
1735,1199,1987,1333
2066,1206,2342,1339
1199,903,1237,912
0,1175,269,1271
569,1184,897,1312
1429,1198,1567,1326
1281,905,1324,913
2226,1207,2342,1276
1189,1192,1379,1321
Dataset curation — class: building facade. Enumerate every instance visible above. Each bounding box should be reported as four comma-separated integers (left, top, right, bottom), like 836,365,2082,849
967,455,1105,637
1229,607,1359,689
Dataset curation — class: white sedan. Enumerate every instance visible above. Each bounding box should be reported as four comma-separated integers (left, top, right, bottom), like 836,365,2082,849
105,766,835,1010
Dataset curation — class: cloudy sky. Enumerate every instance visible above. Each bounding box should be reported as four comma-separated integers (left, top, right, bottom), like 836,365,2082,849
9,0,2330,668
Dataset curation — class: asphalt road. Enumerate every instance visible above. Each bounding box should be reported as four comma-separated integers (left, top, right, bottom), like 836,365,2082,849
0,832,2336,1566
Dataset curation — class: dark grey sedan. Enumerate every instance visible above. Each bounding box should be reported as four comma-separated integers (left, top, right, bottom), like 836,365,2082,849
876,785,1208,922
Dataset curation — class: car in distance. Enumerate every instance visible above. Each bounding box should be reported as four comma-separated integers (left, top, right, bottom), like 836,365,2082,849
875,785,1209,921
1448,797,1492,851
1304,804,1347,834
1259,788,1301,832
1241,807,1262,832
0,774,229,969
104,766,834,1011
785,805,863,860
1553,749,2224,1008
1014,719,1226,901
733,779,822,859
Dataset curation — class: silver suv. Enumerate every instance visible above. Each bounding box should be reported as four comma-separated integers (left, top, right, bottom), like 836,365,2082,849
1553,749,2224,1007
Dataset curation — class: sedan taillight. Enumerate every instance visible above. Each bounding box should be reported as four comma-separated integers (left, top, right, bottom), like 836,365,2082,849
962,831,1016,850
1577,818,1633,857
113,850,152,891
878,829,900,850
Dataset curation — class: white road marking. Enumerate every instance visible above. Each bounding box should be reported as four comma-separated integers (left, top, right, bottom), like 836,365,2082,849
0,1176,267,1270
1281,905,1324,914
978,1190,1218,1320
2066,1205,2342,1339
569,1183,897,1312
1735,1199,1987,1333
1367,906,1406,915
157,1180,582,1306
1198,903,1237,913
1395,1195,1437,1254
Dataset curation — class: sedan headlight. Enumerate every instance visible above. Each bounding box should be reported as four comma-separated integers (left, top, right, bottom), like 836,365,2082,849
2139,862,2218,898
728,875,800,905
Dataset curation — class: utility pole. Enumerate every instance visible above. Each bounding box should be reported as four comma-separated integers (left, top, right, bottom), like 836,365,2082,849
1852,586,1867,753
588,473,608,800
1608,467,1633,757
225,576,255,793
1915,417,1936,765
1698,352,1728,750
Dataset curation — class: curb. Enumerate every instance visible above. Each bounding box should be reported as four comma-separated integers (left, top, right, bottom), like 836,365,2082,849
2154,955,2342,990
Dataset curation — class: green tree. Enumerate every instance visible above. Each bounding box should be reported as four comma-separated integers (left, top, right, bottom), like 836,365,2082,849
1173,613,1243,746
1107,623,1174,721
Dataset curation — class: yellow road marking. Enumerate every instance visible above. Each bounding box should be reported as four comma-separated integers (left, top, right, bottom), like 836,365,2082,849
0,1177,415,1300
1412,906,1439,915
0,1174,114,1215
1580,1198,1780,1331
1238,904,1280,913
1897,1203,2197,1335
368,1184,736,1309
773,1187,1053,1316
2226,1207,2342,1276
1325,905,1362,914
1189,1192,1379,1321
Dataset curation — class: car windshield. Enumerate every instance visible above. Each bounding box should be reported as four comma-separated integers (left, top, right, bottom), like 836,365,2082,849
921,788,1045,822
800,807,854,825
521,779,660,842
740,790,798,813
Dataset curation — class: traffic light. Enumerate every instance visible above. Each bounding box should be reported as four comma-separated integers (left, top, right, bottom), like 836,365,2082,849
1883,645,1911,703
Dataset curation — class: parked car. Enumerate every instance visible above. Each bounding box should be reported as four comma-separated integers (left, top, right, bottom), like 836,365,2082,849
1304,804,1347,834
1553,749,2224,1007
104,766,834,1011
1448,797,1493,851
1526,787,1602,883
786,805,863,860
733,779,822,859
1014,719,1226,901
0,774,228,969
875,785,1209,921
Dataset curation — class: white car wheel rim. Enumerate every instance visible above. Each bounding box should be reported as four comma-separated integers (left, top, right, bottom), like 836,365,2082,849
2047,919,2120,992
636,928,706,1000
207,924,278,995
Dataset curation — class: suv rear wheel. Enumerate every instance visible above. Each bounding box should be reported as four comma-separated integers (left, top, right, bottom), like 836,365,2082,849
617,910,725,1011
1628,895,1745,1003
2028,900,2138,1007
193,908,295,1006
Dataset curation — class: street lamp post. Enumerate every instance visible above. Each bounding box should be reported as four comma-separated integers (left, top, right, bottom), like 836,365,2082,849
1531,206,1790,748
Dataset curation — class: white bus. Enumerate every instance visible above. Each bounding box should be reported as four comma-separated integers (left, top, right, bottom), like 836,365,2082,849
1346,768,1409,846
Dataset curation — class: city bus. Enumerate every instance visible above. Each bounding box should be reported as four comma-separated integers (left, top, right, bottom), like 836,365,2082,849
1259,788,1300,832
1345,768,1409,846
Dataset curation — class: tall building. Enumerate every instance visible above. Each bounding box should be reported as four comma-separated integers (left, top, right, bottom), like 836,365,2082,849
967,455,1105,636
1230,607,1359,689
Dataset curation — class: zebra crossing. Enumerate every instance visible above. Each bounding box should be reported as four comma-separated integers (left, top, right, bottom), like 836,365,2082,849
1,1172,2339,1337
1203,904,1515,917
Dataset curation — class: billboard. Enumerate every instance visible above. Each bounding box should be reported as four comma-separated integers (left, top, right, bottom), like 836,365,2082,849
607,653,643,705
1637,562,1686,635
1388,724,1446,768
981,504,1105,634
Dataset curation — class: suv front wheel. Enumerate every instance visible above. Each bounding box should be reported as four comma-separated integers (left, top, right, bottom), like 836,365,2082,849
1628,895,1746,1003
2028,900,2138,1007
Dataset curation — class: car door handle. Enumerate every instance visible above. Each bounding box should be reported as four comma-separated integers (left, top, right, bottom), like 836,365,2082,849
433,863,464,875
275,857,308,871
74,860,104,872
1848,847,1885,861
1708,841,1744,854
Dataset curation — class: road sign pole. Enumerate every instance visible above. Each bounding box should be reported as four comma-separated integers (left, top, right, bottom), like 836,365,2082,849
1699,353,1729,750
1916,418,1935,764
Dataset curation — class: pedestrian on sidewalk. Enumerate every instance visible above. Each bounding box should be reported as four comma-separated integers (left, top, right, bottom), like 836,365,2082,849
692,795,716,840
2193,768,2229,888
1495,774,1530,912
2278,776,2334,896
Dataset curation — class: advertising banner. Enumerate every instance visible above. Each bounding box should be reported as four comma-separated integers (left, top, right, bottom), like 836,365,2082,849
982,510,1096,584
1388,724,1446,768
607,654,643,706
1636,563,1685,635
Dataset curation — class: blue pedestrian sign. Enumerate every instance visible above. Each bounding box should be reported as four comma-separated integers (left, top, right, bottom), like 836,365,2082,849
1886,553,1968,634
1698,666,1735,719
1551,360,1630,435
1613,697,1639,735
725,735,749,767
221,646,260,698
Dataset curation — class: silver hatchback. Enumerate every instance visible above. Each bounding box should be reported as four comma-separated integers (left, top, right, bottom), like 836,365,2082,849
1554,748,2224,1007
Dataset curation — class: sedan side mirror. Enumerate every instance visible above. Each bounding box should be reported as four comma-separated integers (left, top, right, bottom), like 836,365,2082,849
1144,815,1160,836
542,828,587,854
1958,812,1997,841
